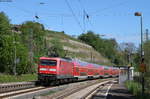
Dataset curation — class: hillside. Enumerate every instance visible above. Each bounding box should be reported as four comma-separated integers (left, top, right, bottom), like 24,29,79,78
46,30,112,65
0,14,113,76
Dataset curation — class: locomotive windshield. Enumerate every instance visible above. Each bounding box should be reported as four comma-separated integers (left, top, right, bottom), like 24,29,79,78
40,59,57,66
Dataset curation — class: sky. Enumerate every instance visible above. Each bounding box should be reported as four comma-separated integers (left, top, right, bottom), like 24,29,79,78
0,0,150,46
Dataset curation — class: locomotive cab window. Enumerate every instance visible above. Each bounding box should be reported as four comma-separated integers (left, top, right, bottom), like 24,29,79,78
40,60,57,66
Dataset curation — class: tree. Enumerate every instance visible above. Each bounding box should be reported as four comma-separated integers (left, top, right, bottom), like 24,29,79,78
20,21,46,73
78,31,100,49
78,31,123,65
0,12,11,35
13,34,31,75
0,12,32,75
119,42,136,54
20,21,45,55
119,42,136,65
0,12,14,73
48,38,65,57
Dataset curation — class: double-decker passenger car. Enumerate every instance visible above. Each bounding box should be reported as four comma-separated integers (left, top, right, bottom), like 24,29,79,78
38,57,120,85
72,60,89,80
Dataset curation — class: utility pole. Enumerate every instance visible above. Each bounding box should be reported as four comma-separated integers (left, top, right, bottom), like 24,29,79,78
125,44,130,80
29,29,34,72
140,14,145,96
127,52,130,80
13,32,17,75
90,51,93,62
135,12,145,96
145,29,149,41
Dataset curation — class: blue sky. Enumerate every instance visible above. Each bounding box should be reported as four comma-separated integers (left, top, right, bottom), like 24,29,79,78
0,0,150,46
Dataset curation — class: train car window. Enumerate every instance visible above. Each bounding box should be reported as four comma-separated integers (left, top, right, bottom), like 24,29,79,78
88,69,93,72
76,67,79,72
60,61,65,67
40,60,57,66
104,68,109,70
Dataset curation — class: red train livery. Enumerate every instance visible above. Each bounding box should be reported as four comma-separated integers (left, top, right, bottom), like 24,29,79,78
38,57,119,84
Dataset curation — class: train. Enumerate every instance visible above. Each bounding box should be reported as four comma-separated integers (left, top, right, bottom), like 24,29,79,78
38,57,120,85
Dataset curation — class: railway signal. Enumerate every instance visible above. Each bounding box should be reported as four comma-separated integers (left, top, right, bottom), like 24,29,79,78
139,63,146,73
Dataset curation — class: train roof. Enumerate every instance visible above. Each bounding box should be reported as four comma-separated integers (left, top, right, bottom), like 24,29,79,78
40,57,72,62
72,59,90,66
39,57,119,69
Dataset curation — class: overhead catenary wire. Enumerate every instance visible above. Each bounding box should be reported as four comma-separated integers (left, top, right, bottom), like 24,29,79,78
65,0,84,32
78,0,94,32
9,0,130,20
83,10,86,33
8,0,131,33
78,0,89,16
91,0,130,16
78,0,88,32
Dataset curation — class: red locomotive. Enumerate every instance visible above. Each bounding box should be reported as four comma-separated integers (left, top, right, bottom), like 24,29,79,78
38,57,119,85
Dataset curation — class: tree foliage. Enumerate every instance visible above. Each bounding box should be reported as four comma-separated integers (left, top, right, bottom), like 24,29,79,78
14,34,31,75
0,12,14,73
0,12,31,75
118,42,137,66
0,12,11,35
48,38,65,57
78,31,123,65
20,21,45,56
19,21,47,73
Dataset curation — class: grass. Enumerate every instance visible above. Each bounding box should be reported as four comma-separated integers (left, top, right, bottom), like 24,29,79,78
125,80,150,99
0,74,37,83
46,30,81,42
62,42,78,49
125,81,141,96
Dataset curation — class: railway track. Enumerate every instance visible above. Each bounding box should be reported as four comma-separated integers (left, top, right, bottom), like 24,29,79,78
0,78,117,99
0,86,45,99
43,78,116,99
82,80,117,99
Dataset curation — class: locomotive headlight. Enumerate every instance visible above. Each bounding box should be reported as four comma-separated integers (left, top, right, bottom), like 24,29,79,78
49,69,56,71
39,68,47,71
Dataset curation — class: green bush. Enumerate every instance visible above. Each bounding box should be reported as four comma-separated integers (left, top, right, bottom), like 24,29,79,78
125,81,141,95
0,74,37,83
